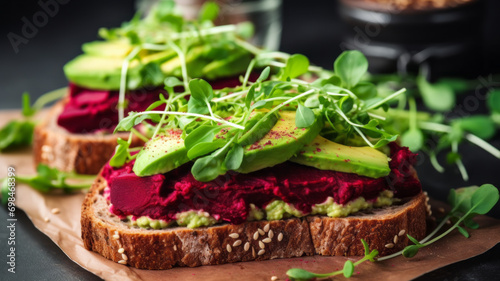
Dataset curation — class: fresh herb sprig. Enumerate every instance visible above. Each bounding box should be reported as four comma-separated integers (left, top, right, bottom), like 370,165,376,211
372,70,500,181
286,239,378,281
1,164,95,205
378,184,499,260
0,88,66,152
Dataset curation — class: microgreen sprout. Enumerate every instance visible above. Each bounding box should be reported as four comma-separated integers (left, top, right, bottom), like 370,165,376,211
286,239,378,281
378,184,499,260
1,164,95,205
0,88,66,152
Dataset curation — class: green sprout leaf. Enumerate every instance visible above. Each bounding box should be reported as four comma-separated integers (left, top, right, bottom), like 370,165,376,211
286,268,317,281
402,245,420,258
456,225,470,238
223,144,244,170
407,234,422,246
469,184,499,215
245,84,256,108
295,104,315,128
0,120,35,152
487,89,500,113
189,79,214,103
343,260,354,278
463,217,480,229
334,50,368,89
280,54,309,81
188,97,210,114
448,186,476,214
454,116,495,140
114,112,139,132
164,76,184,88
199,1,219,22
187,140,226,160
184,125,219,150
339,96,354,113
22,92,36,117
236,21,255,39
400,129,424,152
109,138,131,168
257,66,271,83
417,74,455,112
191,154,224,182
352,81,377,100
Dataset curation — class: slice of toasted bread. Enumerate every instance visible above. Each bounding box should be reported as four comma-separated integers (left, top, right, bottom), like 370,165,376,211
81,174,427,269
33,100,143,174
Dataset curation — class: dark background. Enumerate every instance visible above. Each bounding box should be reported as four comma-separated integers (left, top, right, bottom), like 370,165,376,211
1,0,500,280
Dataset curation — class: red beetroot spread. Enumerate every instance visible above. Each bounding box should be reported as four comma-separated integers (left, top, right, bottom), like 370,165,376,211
104,143,421,225
57,83,166,133
58,75,257,133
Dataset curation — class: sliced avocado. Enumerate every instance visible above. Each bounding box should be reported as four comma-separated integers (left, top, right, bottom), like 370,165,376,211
82,40,133,58
290,135,391,178
133,129,189,177
133,111,278,177
141,49,177,65
160,45,205,76
237,110,322,174
160,46,252,80
202,50,252,80
64,50,174,90
64,54,131,90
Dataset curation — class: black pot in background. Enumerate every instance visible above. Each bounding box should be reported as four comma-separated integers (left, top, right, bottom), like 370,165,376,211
339,0,485,80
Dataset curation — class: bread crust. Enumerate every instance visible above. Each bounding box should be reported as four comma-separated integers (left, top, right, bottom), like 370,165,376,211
33,99,143,174
81,175,427,269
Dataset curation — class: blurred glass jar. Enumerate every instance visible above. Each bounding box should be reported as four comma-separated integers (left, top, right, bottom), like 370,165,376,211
339,0,485,79
137,0,282,51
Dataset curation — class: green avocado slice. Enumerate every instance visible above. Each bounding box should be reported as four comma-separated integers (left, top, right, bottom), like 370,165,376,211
64,49,176,90
133,111,279,177
82,40,133,58
290,135,391,178
236,110,322,174
132,129,190,177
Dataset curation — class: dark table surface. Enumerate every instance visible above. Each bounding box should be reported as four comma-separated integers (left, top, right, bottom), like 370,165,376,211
1,1,500,280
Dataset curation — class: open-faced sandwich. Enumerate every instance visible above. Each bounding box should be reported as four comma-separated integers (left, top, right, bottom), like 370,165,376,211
81,49,428,269
33,0,255,174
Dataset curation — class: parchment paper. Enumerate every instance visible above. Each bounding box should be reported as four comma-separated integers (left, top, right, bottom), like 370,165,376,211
1,110,500,281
